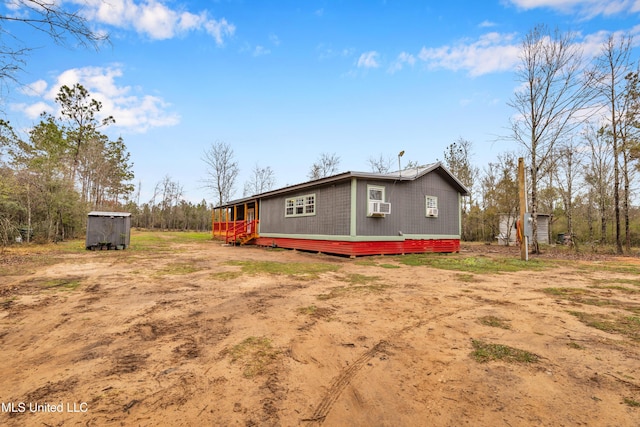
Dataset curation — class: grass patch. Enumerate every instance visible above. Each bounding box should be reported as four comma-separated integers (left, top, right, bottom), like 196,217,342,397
456,273,476,283
542,287,590,297
354,258,399,269
395,253,551,274
317,284,389,300
0,253,66,276
470,339,539,364
478,315,511,329
157,262,202,275
542,287,640,314
229,336,279,378
210,271,243,281
317,273,388,300
297,304,335,319
623,397,640,407
129,230,211,252
1,296,18,308
568,311,640,341
577,262,640,275
40,279,82,291
379,263,401,269
354,259,378,267
343,273,380,285
591,278,640,288
297,305,318,315
589,284,640,294
225,260,339,279
567,341,585,350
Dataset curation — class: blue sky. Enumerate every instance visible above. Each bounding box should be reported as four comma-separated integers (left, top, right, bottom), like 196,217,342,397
2,0,640,204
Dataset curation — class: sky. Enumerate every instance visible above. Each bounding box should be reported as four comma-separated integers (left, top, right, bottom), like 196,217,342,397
2,0,640,205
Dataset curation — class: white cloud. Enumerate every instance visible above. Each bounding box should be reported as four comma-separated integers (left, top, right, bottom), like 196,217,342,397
507,0,640,18
19,79,48,97
579,26,640,58
77,0,235,43
204,18,236,45
16,101,54,119
479,20,497,28
418,32,520,76
109,94,180,131
317,44,355,60
388,52,416,74
357,51,380,68
17,65,179,133
253,45,271,56
269,34,281,46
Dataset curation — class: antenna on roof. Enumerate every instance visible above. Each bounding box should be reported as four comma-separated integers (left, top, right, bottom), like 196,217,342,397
398,150,405,179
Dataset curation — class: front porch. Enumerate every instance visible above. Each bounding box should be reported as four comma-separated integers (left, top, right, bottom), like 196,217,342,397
212,198,259,245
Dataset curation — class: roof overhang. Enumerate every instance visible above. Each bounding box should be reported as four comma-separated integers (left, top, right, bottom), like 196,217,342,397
88,211,131,217
216,161,470,209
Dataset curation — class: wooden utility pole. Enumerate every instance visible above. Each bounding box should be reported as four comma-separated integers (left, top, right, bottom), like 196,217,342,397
518,158,528,261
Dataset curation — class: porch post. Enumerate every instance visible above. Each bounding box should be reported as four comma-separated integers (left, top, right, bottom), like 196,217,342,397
350,178,357,238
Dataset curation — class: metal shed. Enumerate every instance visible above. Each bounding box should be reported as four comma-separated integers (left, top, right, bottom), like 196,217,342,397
86,211,131,250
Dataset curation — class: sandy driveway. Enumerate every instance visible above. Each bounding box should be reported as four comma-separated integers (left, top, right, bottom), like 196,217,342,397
0,233,639,426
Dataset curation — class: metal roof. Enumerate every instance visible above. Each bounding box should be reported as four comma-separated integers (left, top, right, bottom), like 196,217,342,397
88,211,131,217
217,161,470,209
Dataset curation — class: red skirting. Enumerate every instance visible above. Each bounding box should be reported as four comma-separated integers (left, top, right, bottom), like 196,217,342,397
253,237,460,256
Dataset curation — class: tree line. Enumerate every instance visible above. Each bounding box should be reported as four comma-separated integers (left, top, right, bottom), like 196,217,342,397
0,84,133,244
0,84,214,247
445,27,640,254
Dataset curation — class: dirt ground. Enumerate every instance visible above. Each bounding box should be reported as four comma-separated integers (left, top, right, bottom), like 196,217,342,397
1,232,639,426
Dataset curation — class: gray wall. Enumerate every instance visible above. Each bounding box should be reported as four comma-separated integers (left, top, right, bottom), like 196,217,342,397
259,181,351,236
356,171,460,237
86,215,131,248
259,171,461,238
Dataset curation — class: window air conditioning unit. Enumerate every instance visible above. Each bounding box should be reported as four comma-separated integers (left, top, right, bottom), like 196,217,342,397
370,202,391,216
426,208,439,217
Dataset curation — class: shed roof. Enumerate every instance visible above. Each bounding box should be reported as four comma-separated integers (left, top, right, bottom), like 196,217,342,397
218,161,470,208
88,211,131,217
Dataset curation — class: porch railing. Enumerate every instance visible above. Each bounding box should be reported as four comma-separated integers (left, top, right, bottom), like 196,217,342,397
213,219,259,245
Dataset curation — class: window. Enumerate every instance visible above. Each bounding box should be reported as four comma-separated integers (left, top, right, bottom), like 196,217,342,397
368,186,384,202
368,185,389,216
425,195,438,217
285,194,316,217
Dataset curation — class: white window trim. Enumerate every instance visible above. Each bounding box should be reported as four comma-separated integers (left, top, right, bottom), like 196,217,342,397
285,193,316,217
367,185,386,216
425,195,438,217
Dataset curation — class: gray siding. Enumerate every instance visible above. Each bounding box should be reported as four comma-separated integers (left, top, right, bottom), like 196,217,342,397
85,215,131,248
356,171,460,237
259,181,351,236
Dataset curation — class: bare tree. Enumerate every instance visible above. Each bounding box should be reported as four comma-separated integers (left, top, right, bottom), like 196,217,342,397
308,152,340,180
584,125,614,243
508,24,595,253
367,153,393,173
592,33,634,254
0,1,108,85
625,67,640,249
554,139,584,246
243,163,276,196
202,141,239,206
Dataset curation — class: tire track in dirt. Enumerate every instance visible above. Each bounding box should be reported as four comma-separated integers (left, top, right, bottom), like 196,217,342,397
302,340,389,425
302,307,470,425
